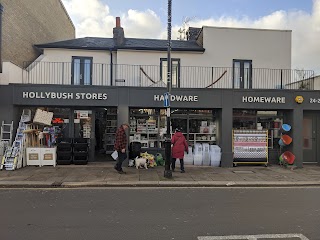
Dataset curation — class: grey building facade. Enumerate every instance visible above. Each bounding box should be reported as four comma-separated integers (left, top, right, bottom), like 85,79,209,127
1,83,319,167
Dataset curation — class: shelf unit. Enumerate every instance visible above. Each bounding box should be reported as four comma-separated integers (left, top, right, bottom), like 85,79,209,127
130,119,158,148
233,129,268,166
104,110,118,154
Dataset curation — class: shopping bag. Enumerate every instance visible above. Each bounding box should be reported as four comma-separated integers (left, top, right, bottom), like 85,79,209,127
111,150,118,160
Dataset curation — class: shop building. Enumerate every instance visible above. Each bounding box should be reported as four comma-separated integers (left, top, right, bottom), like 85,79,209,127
0,18,318,167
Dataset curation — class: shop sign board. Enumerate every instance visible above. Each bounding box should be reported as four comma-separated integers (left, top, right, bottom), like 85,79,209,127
13,85,119,107
22,91,108,100
154,94,199,102
78,111,89,119
242,96,286,104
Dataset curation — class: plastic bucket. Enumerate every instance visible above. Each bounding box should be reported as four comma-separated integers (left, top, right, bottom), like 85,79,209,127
281,124,291,132
282,151,295,164
279,154,284,162
278,139,286,147
281,134,292,145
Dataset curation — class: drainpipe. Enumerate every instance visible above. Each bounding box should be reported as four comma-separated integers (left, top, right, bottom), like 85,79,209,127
0,4,4,73
109,49,113,86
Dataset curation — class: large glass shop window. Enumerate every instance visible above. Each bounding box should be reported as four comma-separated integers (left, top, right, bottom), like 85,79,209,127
19,107,71,140
233,110,284,149
130,108,218,149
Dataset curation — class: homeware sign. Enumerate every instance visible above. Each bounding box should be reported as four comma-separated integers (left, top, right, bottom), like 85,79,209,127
242,96,286,104
22,91,108,100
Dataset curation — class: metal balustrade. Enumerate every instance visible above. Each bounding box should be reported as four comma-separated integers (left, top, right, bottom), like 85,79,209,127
22,61,315,90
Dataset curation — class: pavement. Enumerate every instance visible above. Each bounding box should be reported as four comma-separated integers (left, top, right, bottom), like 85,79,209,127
1,161,320,188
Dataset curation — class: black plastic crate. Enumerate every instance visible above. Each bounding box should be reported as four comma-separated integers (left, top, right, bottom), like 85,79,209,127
57,143,72,151
57,159,72,165
56,138,73,144
73,138,88,144
73,143,88,151
73,151,88,158
73,159,88,165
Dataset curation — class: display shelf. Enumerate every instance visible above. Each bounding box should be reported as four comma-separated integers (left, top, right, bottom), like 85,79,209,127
103,113,117,152
232,129,268,166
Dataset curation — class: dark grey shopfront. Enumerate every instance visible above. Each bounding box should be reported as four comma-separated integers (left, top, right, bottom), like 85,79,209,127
1,84,320,167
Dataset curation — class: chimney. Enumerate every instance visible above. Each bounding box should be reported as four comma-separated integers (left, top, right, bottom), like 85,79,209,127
113,17,125,46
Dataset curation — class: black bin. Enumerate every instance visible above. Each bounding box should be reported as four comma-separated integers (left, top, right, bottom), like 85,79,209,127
129,141,142,159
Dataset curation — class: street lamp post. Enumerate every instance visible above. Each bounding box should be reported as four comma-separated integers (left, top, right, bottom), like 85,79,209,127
164,0,173,178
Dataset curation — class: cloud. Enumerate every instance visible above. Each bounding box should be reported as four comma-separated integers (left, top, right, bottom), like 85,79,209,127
62,0,320,72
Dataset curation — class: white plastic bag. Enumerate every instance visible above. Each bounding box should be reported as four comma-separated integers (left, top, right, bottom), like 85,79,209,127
111,150,118,160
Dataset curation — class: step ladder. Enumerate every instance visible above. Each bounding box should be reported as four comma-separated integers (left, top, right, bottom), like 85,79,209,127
0,121,13,146
1,115,28,170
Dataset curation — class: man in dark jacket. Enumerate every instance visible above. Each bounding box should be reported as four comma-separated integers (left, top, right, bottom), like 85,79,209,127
114,123,129,173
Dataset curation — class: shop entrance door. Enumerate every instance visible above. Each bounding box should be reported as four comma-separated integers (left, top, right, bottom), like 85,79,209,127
303,114,317,163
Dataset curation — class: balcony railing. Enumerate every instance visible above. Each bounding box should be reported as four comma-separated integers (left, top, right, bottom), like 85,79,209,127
22,62,315,90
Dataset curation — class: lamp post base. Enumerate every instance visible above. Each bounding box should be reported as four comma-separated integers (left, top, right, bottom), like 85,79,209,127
164,169,172,178
164,138,172,178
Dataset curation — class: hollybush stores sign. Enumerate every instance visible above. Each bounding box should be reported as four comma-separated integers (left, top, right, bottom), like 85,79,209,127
22,92,108,100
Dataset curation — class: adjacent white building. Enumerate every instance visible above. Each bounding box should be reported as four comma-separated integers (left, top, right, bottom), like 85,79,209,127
1,17,302,90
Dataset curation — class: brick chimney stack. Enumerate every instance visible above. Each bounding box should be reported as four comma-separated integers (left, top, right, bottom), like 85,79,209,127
113,17,124,46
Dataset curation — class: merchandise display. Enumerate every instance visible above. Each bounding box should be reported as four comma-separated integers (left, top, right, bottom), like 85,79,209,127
233,130,268,166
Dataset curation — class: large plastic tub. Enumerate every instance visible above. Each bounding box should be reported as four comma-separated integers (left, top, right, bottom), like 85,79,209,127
210,152,221,167
194,154,202,166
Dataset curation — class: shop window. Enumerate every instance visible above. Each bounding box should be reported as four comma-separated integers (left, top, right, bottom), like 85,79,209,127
233,59,252,89
19,107,71,139
129,108,218,149
72,57,93,85
160,58,180,88
233,110,284,149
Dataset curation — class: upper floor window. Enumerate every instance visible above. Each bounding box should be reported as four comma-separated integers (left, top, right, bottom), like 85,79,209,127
160,58,180,88
233,59,252,89
72,57,93,85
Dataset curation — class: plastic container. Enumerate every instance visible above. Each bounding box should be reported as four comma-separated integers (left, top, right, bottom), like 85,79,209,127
279,135,292,146
281,124,292,132
282,135,292,145
282,151,295,164
193,154,203,166
210,152,221,167
202,143,210,152
194,143,203,155
184,155,194,165
210,145,221,153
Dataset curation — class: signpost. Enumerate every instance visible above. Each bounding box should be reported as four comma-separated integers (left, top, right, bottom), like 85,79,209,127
164,0,173,178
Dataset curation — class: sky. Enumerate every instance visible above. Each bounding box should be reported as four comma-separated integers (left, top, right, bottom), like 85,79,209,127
61,0,320,72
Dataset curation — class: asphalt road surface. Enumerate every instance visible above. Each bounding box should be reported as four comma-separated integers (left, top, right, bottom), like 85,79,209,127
0,187,319,240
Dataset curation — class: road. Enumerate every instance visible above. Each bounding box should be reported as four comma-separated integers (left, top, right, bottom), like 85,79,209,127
0,187,319,240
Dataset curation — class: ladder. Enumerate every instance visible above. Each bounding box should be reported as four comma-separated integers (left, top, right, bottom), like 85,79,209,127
1,116,28,170
0,121,13,146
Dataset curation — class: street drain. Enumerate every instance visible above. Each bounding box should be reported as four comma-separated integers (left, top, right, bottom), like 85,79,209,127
232,170,255,174
51,182,62,187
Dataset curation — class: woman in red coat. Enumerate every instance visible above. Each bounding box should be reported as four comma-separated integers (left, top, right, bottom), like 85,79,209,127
171,128,189,173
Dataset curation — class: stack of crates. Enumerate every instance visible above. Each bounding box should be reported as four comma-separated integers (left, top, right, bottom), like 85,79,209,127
56,138,72,165
73,138,88,165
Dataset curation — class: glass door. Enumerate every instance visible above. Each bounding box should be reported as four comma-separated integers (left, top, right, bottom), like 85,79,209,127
303,114,317,163
74,110,92,139
72,57,93,85
233,59,252,89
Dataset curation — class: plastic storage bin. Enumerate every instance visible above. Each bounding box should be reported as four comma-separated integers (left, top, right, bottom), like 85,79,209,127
210,152,221,167
194,154,203,166
202,143,210,166
184,146,194,165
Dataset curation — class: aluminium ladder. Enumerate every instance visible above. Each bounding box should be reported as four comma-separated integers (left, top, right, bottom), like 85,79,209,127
0,121,13,146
